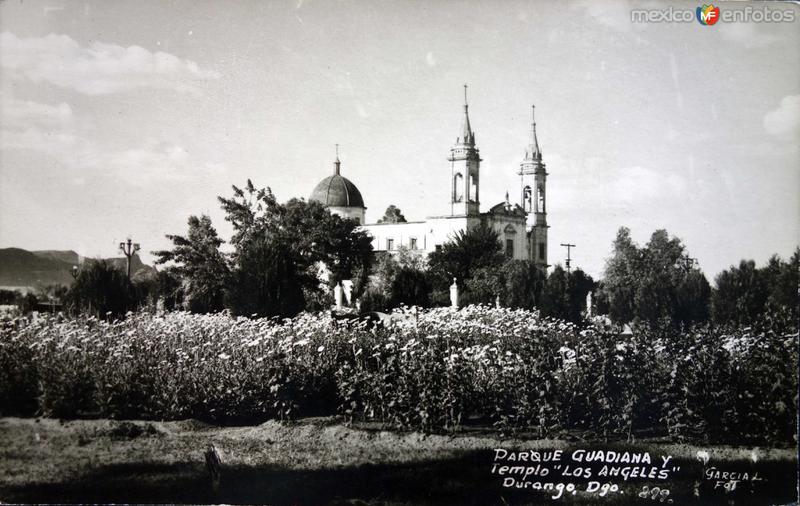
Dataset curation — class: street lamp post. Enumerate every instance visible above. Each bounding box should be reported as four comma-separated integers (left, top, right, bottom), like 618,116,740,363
119,238,141,279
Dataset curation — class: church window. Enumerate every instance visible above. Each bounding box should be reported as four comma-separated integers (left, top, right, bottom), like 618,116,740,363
410,237,417,250
505,239,514,258
536,185,545,213
538,243,545,260
469,174,478,202
453,173,463,202
523,186,532,212
386,238,394,251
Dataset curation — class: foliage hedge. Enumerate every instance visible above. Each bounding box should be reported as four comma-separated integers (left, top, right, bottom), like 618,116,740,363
0,307,796,445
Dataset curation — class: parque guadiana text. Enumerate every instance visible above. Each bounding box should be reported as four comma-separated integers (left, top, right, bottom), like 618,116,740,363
491,448,771,502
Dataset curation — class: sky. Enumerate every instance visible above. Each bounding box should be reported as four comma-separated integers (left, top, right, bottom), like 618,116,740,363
1,0,798,280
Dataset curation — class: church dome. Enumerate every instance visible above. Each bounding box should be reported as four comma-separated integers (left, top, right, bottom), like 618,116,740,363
310,171,365,208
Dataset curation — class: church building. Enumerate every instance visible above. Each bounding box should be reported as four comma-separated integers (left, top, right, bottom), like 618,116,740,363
310,87,550,271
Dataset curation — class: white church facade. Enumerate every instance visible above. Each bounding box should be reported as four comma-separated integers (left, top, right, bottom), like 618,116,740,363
310,88,550,270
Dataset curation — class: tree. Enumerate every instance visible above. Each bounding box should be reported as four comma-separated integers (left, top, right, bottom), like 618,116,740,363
142,268,184,311
711,250,798,327
502,259,546,310
465,265,505,305
389,266,431,308
538,266,595,322
218,181,373,316
540,265,569,319
566,268,596,322
152,215,228,313
675,269,711,325
428,224,504,290
634,230,685,324
360,246,430,312
395,245,427,270
600,228,640,323
66,260,135,319
37,284,69,312
712,260,767,326
371,252,399,295
18,292,39,314
226,237,309,318
763,249,799,321
0,289,18,305
598,227,710,326
377,205,407,224
311,203,373,290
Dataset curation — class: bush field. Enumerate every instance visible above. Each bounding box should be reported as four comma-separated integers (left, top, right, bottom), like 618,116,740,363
0,307,796,446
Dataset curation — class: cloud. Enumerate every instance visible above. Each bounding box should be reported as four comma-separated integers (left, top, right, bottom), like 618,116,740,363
1,94,73,124
101,140,226,185
572,0,634,33
608,166,686,202
0,95,76,152
43,135,227,186
763,95,800,137
355,103,370,118
0,32,220,95
551,157,687,213
0,127,78,153
425,52,436,67
1,96,225,185
718,22,781,48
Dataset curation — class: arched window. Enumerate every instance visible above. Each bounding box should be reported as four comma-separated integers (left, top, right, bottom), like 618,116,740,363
453,173,463,202
469,174,478,202
536,185,545,213
523,185,532,212
504,225,517,258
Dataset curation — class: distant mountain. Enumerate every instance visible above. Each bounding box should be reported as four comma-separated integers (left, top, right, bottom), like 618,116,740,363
105,255,157,281
0,248,75,288
0,248,156,290
32,250,83,265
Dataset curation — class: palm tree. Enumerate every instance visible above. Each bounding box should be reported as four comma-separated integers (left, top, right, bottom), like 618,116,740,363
428,224,504,290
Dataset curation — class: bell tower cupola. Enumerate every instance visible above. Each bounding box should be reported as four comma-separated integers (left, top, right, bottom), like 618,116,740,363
449,84,481,217
519,105,549,269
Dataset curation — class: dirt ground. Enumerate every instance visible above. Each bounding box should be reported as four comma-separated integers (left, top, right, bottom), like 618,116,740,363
0,417,796,505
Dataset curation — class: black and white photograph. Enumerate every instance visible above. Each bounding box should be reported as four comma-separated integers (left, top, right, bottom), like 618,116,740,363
0,0,798,504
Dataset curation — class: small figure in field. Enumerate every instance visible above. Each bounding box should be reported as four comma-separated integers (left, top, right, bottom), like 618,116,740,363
205,443,222,491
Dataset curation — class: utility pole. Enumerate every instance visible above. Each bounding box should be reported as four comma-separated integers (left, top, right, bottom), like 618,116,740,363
560,243,576,274
119,238,141,279
679,255,698,273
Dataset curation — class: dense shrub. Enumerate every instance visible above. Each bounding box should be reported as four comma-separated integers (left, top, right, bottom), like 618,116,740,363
0,308,795,445
0,319,39,416
389,267,431,309
66,260,136,319
226,238,309,318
